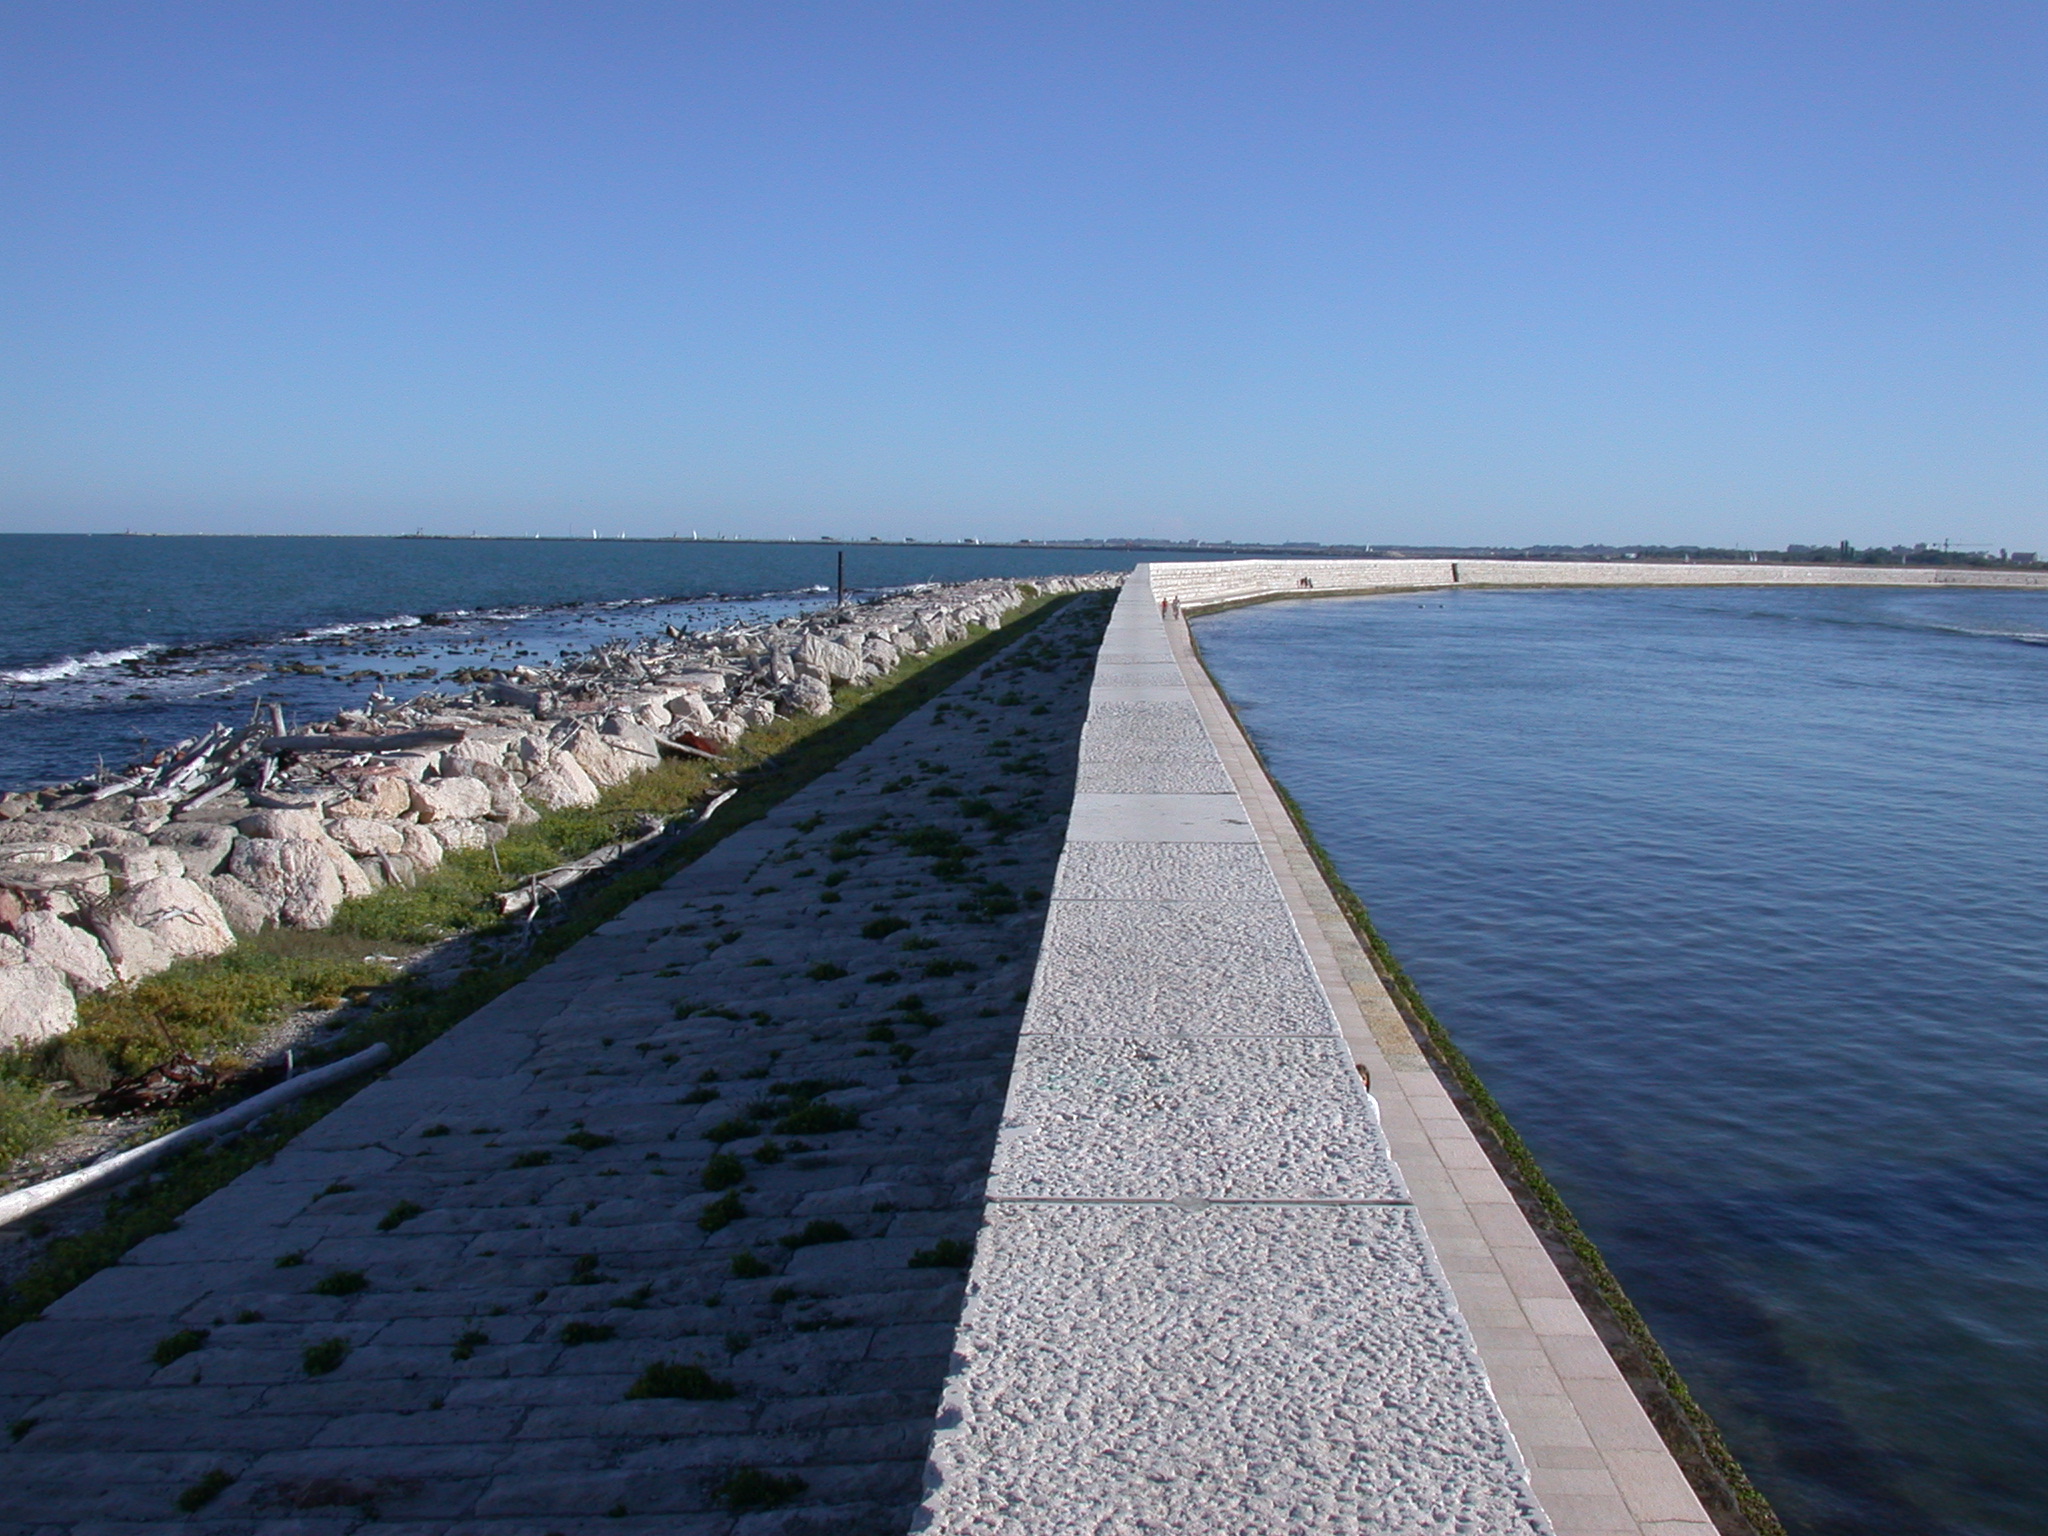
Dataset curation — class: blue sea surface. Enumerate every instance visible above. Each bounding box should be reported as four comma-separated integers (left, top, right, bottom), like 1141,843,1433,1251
0,535,1142,789
1196,586,2048,1536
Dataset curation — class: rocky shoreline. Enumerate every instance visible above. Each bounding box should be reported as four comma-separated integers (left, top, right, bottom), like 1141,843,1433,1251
0,575,1118,1050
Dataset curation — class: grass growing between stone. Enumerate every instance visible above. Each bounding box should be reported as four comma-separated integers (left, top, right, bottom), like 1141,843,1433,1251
0,589,1090,1339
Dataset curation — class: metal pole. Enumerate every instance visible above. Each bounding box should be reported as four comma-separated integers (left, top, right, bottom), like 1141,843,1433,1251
837,550,845,609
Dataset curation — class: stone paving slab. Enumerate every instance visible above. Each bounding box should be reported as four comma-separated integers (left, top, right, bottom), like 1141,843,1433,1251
1064,791,1257,842
987,1036,1404,1201
1023,899,1338,1036
1050,839,1282,902
0,594,1116,1535
919,1202,1548,1536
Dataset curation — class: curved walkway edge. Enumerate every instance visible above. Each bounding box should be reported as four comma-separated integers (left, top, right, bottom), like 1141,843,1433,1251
915,568,1717,1534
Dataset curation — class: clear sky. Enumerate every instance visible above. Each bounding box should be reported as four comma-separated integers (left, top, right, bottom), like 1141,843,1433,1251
3,2,2043,548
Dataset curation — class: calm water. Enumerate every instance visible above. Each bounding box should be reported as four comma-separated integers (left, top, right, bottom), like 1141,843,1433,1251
0,535,1149,789
1198,587,2048,1536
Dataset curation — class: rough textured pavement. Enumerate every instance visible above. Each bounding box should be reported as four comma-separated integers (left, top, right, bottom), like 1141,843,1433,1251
0,593,1113,1535
914,576,1558,1535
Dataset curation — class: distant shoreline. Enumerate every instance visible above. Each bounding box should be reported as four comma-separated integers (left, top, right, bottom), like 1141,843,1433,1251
3,530,2039,572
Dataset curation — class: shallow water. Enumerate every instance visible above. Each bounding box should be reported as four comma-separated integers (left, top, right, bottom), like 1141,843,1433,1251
1197,586,2048,1536
0,535,1142,789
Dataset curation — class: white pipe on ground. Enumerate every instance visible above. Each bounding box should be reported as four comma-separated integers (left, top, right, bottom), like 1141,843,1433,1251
0,1042,392,1229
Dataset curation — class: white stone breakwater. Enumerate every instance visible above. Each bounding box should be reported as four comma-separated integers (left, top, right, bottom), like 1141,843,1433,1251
0,575,1119,1050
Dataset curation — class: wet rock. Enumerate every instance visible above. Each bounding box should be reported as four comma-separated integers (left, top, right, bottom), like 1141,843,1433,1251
0,963,76,1046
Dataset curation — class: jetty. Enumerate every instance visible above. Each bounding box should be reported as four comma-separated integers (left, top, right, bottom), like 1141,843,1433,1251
8,556,2047,1530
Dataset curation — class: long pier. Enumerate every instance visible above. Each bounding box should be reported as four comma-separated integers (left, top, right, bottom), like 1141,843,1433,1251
917,568,1717,1534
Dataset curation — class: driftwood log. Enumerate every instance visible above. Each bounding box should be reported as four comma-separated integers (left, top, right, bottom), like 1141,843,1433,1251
257,728,466,755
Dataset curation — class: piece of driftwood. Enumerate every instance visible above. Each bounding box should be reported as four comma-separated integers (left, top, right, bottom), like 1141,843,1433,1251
258,728,466,755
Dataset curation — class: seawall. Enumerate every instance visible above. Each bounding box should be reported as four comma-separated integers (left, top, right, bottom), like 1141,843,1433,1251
916,568,1718,1533
1149,554,2048,608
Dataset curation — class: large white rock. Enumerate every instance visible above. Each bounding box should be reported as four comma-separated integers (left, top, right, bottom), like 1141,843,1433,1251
796,633,864,683
397,821,445,871
430,819,502,853
202,872,279,934
0,818,92,852
121,875,238,961
331,774,414,819
0,964,76,1046
409,777,493,823
785,675,834,716
326,817,406,857
330,845,373,899
14,910,116,993
665,669,729,696
87,911,177,984
100,846,187,884
665,690,714,726
551,721,646,788
228,837,348,929
524,753,602,810
236,808,330,841
441,730,521,773
150,823,237,878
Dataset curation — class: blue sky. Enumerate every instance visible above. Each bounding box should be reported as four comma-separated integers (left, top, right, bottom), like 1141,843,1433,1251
2,2,2043,547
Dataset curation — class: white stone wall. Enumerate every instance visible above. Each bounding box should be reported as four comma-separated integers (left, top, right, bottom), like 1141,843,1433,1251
1147,556,2048,608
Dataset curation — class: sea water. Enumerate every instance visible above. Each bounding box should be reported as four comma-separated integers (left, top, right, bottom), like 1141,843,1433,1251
1197,586,2048,1536
0,535,1141,789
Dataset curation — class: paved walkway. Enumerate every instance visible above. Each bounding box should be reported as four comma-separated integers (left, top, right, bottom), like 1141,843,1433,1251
0,595,1112,1535
913,573,1716,1534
